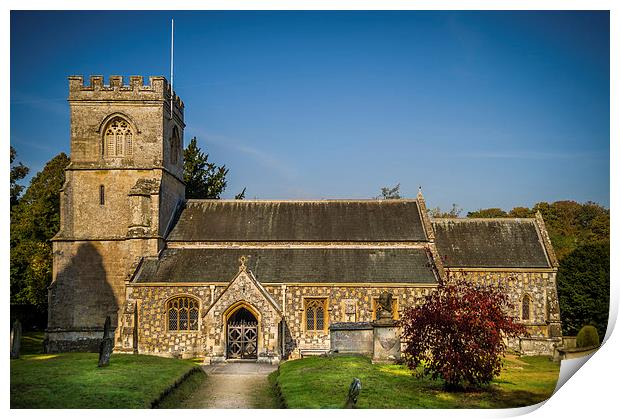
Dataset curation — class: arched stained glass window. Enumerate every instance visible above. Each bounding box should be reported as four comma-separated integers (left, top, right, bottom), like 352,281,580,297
167,296,199,331
103,116,133,157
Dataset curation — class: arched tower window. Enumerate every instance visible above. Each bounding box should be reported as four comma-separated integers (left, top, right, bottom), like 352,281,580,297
167,296,199,331
522,294,531,321
170,126,180,165
103,116,133,157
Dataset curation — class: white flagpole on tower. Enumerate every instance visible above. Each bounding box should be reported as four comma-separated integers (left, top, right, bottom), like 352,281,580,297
170,18,174,120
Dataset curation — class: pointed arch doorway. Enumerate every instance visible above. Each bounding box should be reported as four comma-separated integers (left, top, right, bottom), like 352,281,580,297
226,305,259,360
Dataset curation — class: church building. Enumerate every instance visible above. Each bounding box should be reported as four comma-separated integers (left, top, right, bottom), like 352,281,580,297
47,75,562,363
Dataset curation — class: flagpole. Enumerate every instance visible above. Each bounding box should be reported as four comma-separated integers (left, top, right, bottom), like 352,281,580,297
170,18,174,120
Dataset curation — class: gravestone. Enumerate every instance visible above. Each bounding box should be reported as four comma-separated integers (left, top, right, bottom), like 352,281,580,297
98,316,114,367
10,319,22,359
344,378,361,408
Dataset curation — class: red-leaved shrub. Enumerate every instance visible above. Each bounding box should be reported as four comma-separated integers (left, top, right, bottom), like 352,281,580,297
399,278,527,390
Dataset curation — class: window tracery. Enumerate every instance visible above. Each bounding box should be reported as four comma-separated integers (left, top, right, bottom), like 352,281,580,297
167,296,199,332
305,298,327,332
103,117,133,157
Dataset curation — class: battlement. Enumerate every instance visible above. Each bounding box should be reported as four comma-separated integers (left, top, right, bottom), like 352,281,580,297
68,75,184,110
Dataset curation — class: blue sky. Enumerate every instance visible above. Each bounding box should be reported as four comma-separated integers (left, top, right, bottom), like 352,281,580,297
10,10,609,212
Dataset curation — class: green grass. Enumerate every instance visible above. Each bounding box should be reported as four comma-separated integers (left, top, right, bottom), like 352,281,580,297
11,351,199,408
274,355,560,409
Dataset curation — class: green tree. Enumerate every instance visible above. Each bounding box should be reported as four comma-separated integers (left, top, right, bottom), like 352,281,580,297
508,206,533,218
377,183,401,199
556,242,610,337
10,146,29,207
428,203,462,218
466,208,508,218
11,153,69,309
183,137,229,199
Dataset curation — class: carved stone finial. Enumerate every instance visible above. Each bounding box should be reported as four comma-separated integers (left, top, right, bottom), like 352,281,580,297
238,255,248,272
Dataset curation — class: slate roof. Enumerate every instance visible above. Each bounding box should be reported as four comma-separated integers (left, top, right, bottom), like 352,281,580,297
133,247,437,284
432,218,551,268
166,200,428,242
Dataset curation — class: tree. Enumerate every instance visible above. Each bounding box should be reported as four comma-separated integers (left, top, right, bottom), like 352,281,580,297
10,153,69,309
10,146,29,207
464,201,609,260
234,187,246,200
399,278,526,390
466,208,508,218
183,137,229,199
183,137,246,199
428,203,461,218
556,242,610,337
377,183,401,199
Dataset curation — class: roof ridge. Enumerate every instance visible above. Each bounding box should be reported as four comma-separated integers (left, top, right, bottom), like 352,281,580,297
185,199,419,204
431,217,535,222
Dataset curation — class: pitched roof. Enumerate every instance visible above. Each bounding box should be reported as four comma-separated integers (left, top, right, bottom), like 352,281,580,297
432,218,551,268
166,200,428,242
133,247,437,284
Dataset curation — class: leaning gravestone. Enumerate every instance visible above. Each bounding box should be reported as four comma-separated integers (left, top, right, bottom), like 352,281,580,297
98,316,114,367
344,378,362,408
10,319,22,359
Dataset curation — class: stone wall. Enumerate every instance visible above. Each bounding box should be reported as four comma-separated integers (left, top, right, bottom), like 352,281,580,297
447,269,562,354
265,284,435,359
126,285,210,358
122,273,560,359
47,239,150,352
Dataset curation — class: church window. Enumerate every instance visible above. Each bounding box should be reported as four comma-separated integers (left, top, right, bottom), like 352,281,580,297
103,116,133,157
99,185,105,205
305,298,327,333
170,126,180,165
522,294,531,321
167,296,199,332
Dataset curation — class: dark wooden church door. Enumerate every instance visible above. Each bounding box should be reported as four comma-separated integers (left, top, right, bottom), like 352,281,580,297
226,307,258,359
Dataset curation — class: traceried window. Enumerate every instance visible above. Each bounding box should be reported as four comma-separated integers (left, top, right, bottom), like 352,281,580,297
167,296,199,332
103,117,133,157
170,126,180,165
305,298,327,332
522,294,531,321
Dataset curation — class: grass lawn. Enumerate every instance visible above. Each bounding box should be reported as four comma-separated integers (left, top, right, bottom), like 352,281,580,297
11,333,200,408
274,355,560,409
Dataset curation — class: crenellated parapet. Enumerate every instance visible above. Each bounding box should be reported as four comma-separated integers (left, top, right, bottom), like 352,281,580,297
68,75,184,113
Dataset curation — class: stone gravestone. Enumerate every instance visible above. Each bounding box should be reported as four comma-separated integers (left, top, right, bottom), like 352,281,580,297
372,292,400,363
344,378,362,408
98,316,114,367
10,319,22,359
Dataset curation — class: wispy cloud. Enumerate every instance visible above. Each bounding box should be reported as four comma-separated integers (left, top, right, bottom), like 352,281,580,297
190,127,298,180
11,91,67,116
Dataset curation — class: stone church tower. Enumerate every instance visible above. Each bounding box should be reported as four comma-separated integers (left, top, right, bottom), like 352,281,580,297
46,76,185,351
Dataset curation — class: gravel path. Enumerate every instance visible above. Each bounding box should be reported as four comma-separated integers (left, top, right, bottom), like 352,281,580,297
181,362,278,408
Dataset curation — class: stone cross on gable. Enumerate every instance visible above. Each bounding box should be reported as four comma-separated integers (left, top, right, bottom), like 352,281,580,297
238,255,248,273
